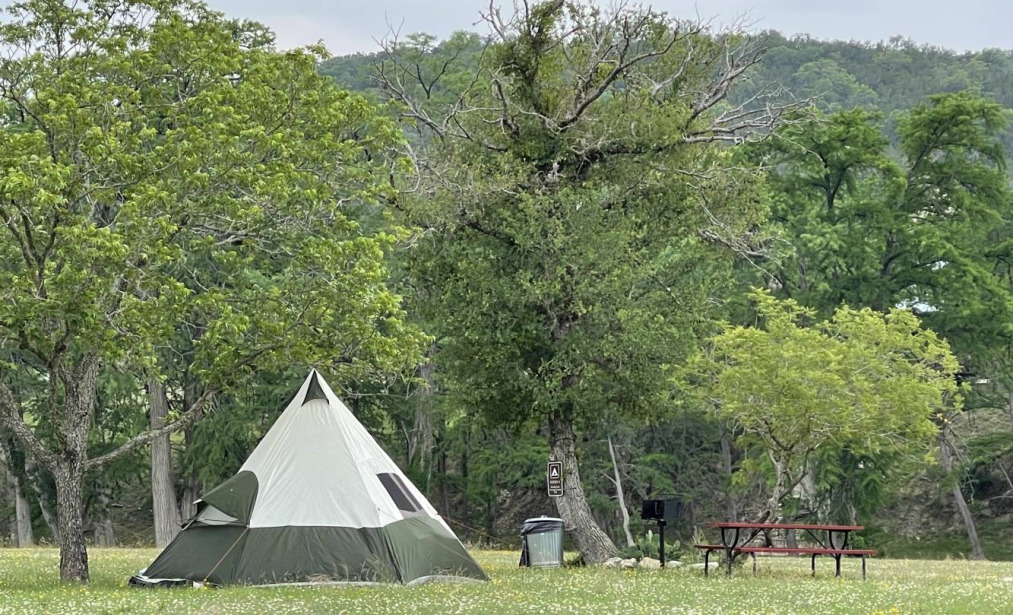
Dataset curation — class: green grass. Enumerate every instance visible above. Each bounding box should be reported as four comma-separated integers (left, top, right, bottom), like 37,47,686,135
867,518,1013,562
2,548,1013,614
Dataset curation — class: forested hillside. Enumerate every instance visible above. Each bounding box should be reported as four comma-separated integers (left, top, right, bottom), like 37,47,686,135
322,31,1013,137
3,0,1013,584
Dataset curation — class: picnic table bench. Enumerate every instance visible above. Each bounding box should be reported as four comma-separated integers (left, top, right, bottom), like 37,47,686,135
694,521,876,579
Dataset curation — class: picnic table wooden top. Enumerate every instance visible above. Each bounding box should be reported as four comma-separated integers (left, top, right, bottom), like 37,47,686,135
695,544,877,555
704,521,864,532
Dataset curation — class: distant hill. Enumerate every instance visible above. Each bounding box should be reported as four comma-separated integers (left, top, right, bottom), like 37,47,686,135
319,29,1013,123
734,32,1013,114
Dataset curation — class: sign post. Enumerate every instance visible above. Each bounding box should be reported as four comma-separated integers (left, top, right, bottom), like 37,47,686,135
547,461,563,497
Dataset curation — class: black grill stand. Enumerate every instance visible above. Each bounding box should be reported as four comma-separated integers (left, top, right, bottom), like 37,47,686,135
641,498,682,568
658,519,666,567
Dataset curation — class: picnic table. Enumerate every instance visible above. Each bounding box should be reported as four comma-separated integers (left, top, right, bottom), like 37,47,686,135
694,521,876,579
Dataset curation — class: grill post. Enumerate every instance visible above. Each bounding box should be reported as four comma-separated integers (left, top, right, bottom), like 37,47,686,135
658,519,666,568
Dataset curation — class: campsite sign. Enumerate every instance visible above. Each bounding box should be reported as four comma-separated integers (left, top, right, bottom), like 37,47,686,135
547,461,563,497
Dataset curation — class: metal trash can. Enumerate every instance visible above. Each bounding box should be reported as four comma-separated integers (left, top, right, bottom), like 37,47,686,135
519,516,564,568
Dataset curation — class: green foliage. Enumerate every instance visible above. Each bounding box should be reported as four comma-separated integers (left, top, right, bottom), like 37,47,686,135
314,10,1013,549
620,529,682,560
697,290,959,516
789,59,880,110
0,0,427,438
396,3,766,433
751,94,1013,353
732,33,1013,125
4,0,1013,563
0,0,427,580
0,0,423,390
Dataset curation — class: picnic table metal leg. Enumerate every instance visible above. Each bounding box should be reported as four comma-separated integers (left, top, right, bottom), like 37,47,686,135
862,556,866,581
811,553,816,577
834,554,842,578
828,530,849,550
752,553,757,578
720,527,740,578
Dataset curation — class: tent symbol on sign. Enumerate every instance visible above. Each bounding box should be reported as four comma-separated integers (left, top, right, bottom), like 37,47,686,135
547,461,563,497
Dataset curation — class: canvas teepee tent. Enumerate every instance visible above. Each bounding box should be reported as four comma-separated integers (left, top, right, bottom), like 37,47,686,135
133,370,487,586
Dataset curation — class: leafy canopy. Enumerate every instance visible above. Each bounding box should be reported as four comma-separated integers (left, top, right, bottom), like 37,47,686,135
753,93,1013,352
387,1,780,430
698,291,959,510
0,0,423,388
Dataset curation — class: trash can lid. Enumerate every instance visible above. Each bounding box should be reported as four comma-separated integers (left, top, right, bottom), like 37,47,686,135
521,517,564,535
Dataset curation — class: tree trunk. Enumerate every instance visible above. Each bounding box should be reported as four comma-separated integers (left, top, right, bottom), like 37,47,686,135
437,448,450,515
149,378,181,548
407,346,438,490
550,413,617,563
405,406,434,477
25,457,59,543
92,488,116,547
461,428,470,529
93,517,115,547
54,466,89,583
485,473,496,544
179,384,203,522
412,386,434,473
0,411,33,548
50,358,100,581
763,452,787,522
180,472,201,523
4,462,16,545
797,464,819,518
720,430,737,521
607,436,634,548
1008,391,1013,435
939,432,985,560
10,473,33,547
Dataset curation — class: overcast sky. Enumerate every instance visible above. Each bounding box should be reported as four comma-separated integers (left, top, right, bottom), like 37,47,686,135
200,0,1013,56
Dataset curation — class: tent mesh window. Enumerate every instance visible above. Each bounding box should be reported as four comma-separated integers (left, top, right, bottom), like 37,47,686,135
378,473,421,513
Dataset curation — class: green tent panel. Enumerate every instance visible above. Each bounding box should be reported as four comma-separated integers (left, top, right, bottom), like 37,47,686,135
200,471,258,524
135,370,487,587
385,517,488,583
144,525,249,586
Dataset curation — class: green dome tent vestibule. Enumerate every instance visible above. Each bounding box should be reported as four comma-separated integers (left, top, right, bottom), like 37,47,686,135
131,370,487,587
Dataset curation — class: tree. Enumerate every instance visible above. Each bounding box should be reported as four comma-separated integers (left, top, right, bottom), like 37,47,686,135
750,93,1012,551
756,94,1011,329
379,1,800,562
699,291,958,521
789,59,879,111
0,444,34,547
0,0,422,582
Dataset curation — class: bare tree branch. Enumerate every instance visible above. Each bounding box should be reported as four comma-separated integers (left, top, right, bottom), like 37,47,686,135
84,385,218,471
82,339,287,472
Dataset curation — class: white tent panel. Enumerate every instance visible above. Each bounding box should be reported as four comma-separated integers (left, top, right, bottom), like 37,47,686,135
242,371,442,530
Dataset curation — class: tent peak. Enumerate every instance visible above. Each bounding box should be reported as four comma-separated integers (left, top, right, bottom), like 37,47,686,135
302,371,328,405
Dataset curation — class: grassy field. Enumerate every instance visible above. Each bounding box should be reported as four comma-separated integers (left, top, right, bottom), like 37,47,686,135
1,549,1013,614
